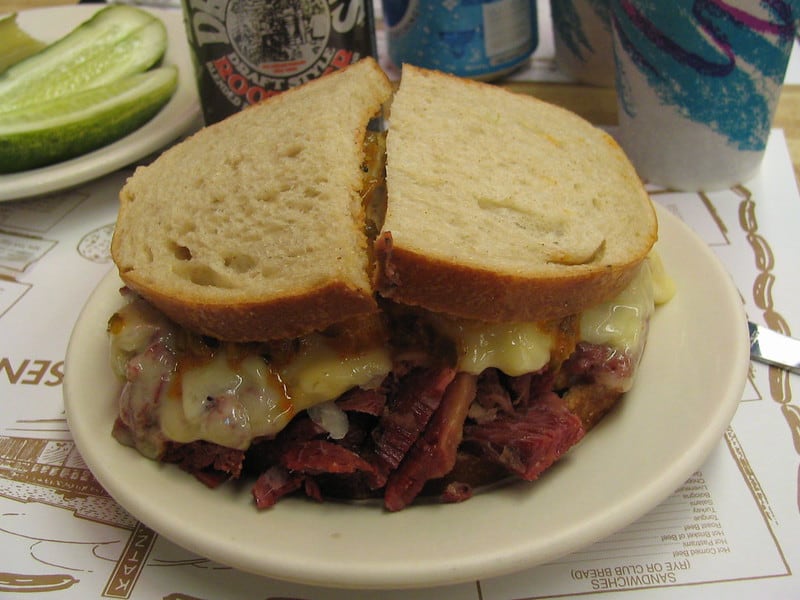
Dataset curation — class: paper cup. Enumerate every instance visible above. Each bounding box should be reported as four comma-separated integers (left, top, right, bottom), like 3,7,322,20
551,0,615,86
611,0,798,191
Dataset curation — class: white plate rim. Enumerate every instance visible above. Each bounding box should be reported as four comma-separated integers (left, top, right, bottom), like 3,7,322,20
63,204,750,589
0,5,201,202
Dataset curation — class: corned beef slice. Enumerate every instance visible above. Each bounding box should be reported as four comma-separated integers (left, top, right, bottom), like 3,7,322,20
463,391,585,481
252,466,304,509
558,342,633,388
280,439,376,476
384,372,477,511
246,390,387,505
335,387,387,416
161,440,245,488
370,367,457,487
471,369,516,419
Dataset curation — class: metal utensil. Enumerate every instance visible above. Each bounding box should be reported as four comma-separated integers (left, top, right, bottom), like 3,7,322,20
748,321,800,375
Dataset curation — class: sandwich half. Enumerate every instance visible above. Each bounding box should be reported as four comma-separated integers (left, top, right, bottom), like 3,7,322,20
109,57,394,469
376,65,657,323
111,57,393,342
106,59,671,512
366,65,666,510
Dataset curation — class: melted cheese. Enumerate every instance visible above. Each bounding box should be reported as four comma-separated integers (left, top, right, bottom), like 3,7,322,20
109,301,391,453
278,336,391,411
110,252,673,454
580,256,657,352
430,317,553,376
161,350,294,448
646,250,676,305
432,252,674,376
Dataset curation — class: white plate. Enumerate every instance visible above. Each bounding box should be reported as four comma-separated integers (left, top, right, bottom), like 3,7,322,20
0,5,202,202
64,205,750,589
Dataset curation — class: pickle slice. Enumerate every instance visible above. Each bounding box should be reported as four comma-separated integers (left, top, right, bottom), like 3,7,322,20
0,5,167,113
0,14,47,74
0,66,177,173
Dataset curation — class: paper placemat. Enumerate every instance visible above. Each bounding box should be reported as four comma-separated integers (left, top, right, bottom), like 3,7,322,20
0,128,798,598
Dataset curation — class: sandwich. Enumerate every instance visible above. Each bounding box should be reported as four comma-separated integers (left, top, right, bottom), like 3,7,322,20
107,58,672,512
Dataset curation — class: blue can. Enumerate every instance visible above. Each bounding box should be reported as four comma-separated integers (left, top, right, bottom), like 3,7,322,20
382,0,538,80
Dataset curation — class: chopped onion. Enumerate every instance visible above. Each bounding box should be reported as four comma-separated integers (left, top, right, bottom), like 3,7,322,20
307,401,349,440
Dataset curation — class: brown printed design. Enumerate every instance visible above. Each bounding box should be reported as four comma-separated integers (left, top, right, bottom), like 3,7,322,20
0,231,57,274
0,435,141,595
78,222,115,264
1,357,63,387
0,434,233,598
0,572,78,593
103,522,158,599
734,185,800,513
724,427,792,576
0,190,87,235
0,277,31,321
0,436,134,528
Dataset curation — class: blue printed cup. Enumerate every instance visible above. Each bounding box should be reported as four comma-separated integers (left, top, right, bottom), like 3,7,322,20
611,0,798,191
551,0,615,86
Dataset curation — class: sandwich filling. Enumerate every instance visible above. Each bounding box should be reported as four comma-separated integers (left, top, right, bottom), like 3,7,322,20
108,253,672,510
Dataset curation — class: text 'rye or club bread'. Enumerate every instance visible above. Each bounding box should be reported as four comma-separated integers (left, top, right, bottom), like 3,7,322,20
111,58,392,342
376,64,658,323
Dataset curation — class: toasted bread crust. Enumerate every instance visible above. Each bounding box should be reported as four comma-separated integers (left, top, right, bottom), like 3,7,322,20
376,242,643,323
119,274,379,341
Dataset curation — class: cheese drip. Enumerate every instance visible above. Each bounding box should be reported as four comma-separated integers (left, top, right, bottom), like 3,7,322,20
579,253,673,352
430,317,553,377
109,297,391,454
162,349,292,447
432,252,674,377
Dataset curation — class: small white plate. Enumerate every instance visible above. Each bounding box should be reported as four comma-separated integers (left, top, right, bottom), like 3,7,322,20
64,205,750,589
0,5,202,202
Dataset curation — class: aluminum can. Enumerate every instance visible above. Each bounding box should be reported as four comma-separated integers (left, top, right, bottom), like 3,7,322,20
181,0,379,125
381,0,537,80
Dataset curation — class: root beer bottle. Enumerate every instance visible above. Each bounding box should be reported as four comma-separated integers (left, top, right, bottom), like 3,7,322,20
181,0,378,125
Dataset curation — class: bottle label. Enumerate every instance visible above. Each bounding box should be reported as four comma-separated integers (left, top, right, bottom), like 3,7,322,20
182,0,377,124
